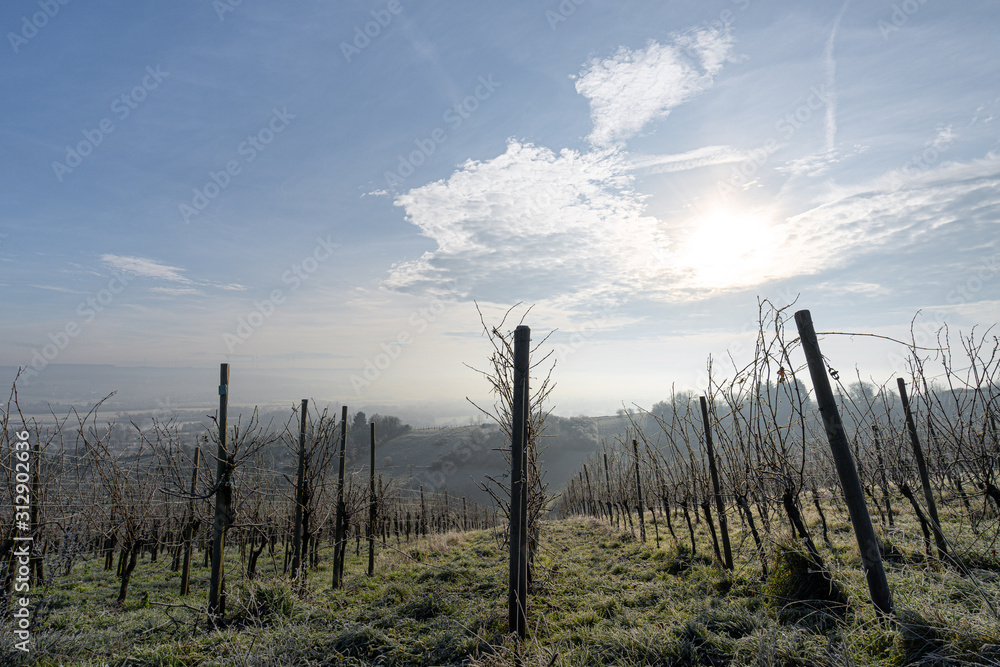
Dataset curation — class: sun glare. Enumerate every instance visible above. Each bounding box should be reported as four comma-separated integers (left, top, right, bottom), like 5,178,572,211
678,208,781,289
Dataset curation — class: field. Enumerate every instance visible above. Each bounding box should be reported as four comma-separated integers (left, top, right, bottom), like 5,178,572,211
4,500,999,666
5,305,1000,666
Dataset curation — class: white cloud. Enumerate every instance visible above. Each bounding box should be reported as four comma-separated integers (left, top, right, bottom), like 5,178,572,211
149,286,204,296
812,281,888,296
823,151,1000,203
575,29,733,148
98,255,249,294
384,30,740,307
384,140,671,305
629,145,750,174
29,284,87,294
774,163,1000,278
823,1,850,154
384,26,1000,309
101,255,192,283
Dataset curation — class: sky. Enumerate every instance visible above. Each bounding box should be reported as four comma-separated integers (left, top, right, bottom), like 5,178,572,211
2,0,999,418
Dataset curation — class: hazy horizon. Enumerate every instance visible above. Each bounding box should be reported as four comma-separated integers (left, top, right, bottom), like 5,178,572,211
3,2,998,413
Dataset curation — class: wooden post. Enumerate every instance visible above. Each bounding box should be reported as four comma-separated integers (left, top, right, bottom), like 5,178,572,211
583,465,595,517
332,405,348,588
795,310,893,617
29,440,44,586
208,363,231,621
897,378,947,558
631,439,646,543
367,421,376,576
872,423,894,527
602,452,613,522
508,325,530,639
700,396,733,570
291,399,308,580
180,446,200,596
419,486,427,536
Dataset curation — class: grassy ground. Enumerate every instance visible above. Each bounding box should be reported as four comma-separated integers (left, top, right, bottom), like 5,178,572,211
4,506,1000,666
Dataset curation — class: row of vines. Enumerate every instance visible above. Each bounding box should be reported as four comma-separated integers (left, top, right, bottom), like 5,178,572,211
0,383,496,623
557,302,1000,617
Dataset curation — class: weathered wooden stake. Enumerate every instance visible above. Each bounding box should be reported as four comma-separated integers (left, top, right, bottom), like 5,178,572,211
631,439,646,543
420,486,427,536
29,440,44,586
602,451,613,522
180,446,200,596
872,423,894,527
291,399,308,580
332,405,348,588
208,363,231,621
367,421,376,576
897,378,947,559
681,499,696,555
795,310,893,617
700,396,733,570
508,325,530,640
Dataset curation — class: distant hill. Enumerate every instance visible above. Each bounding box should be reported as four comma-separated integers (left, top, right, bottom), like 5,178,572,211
360,413,638,505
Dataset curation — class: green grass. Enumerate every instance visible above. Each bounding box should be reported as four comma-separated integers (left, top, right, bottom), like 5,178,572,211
4,504,1000,666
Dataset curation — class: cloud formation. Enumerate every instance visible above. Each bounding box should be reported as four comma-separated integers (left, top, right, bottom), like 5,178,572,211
575,30,733,148
384,23,1000,312
99,254,247,295
629,145,751,174
385,29,734,306
101,255,192,283
385,140,670,304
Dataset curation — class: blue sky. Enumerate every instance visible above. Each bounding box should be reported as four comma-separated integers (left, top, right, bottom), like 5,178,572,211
2,0,999,416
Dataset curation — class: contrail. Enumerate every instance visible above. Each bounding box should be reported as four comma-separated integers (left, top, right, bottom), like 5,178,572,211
825,1,850,155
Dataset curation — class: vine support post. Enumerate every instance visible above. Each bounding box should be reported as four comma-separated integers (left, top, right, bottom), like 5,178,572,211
208,363,231,622
291,399,308,580
897,378,947,559
367,421,377,577
631,439,646,543
700,396,733,570
508,325,530,640
332,405,348,588
794,310,894,618
179,446,200,596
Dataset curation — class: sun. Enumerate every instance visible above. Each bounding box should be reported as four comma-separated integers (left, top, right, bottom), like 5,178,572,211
678,207,781,289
